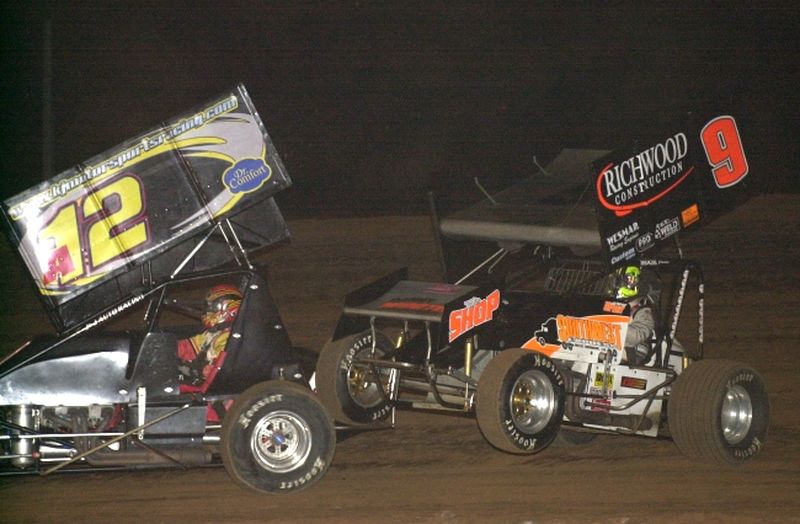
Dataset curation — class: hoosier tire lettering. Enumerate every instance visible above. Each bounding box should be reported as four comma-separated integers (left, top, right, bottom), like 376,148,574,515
238,394,283,429
476,348,565,455
503,418,537,450
316,330,395,426
668,359,769,464
734,436,764,460
279,457,327,490
727,372,754,388
221,381,335,494
339,333,373,371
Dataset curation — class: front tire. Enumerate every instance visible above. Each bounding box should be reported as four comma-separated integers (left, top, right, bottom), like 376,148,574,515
476,348,565,454
221,381,335,494
668,359,769,464
315,330,395,426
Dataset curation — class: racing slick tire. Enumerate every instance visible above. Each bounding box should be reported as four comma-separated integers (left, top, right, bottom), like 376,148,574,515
315,330,395,426
220,380,335,494
668,359,769,464
476,348,565,454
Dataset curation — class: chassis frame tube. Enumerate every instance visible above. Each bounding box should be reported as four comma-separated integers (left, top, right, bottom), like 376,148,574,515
40,402,193,476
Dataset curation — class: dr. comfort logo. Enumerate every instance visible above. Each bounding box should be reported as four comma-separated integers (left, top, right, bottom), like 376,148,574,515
222,158,272,194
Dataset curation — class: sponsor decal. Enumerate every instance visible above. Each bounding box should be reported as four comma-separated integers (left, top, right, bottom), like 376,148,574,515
654,216,680,241
42,245,76,286
594,371,615,389
380,300,445,315
448,289,500,342
222,158,272,194
668,269,691,342
621,376,648,390
556,315,623,351
587,388,611,412
532,318,558,346
525,314,629,354
681,203,700,227
426,283,463,294
78,293,145,332
603,301,626,314
605,221,640,252
610,247,636,265
635,231,655,253
592,399,611,412
596,132,694,217
8,96,239,220
641,258,671,267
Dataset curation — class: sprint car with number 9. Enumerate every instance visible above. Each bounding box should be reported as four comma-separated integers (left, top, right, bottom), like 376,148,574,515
315,114,768,464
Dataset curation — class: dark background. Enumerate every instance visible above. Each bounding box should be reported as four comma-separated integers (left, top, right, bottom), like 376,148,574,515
1,1,797,218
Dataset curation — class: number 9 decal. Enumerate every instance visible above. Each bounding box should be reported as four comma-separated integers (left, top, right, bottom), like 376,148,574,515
700,115,749,188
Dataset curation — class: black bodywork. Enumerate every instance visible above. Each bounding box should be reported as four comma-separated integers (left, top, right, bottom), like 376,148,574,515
0,268,305,474
329,255,703,383
322,146,710,429
0,86,332,487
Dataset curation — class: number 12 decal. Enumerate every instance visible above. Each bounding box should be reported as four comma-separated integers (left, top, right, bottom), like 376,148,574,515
700,115,749,188
38,173,149,287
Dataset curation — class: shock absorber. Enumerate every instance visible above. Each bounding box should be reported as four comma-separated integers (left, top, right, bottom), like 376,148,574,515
10,405,39,469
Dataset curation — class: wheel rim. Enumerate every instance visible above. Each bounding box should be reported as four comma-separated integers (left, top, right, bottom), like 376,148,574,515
721,384,753,445
250,410,312,473
347,355,388,408
509,369,557,434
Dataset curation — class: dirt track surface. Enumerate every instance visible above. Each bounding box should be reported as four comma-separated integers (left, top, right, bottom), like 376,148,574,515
1,194,799,523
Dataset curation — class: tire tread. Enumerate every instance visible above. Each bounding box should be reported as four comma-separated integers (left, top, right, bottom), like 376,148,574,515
668,359,767,464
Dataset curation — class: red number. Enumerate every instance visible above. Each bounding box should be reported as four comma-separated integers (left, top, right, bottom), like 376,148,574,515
38,203,83,285
42,244,77,286
700,115,749,188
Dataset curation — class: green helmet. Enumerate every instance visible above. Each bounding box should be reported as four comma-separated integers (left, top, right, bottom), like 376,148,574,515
616,265,641,299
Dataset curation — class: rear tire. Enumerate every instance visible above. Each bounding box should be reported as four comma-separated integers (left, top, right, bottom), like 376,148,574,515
221,381,335,493
315,331,395,426
476,348,565,454
668,359,769,464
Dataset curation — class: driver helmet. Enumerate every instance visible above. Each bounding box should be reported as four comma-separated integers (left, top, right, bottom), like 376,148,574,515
201,284,243,328
615,265,641,300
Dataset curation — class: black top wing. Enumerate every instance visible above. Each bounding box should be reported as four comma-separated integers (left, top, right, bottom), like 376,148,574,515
1,84,291,332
